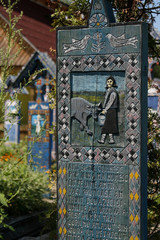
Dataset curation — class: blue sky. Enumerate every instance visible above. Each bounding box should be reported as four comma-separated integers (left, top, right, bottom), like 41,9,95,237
154,15,160,31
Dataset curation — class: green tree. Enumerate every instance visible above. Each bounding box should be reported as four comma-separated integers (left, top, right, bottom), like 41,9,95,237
0,0,23,140
51,0,160,27
112,0,160,23
111,0,160,59
148,110,160,239
0,0,52,235
51,0,90,28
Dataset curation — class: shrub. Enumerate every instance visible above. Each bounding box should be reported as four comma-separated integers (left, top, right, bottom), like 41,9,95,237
0,140,49,217
148,110,160,238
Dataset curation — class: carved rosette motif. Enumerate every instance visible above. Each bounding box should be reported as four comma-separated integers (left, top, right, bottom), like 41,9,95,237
89,13,108,28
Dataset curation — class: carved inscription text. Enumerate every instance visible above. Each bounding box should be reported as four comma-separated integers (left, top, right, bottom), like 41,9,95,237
67,163,129,240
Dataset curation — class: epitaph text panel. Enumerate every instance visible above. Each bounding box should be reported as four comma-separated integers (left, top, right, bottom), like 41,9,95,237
67,163,129,240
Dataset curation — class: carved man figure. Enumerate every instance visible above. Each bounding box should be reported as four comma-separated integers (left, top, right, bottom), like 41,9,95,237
98,76,119,144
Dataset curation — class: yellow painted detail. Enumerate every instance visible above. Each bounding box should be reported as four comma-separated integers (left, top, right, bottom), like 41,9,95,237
130,172,134,179
130,236,134,240
135,193,139,201
63,208,66,215
37,98,41,104
63,188,66,195
135,172,139,179
59,227,62,234
63,227,67,235
59,168,62,175
135,236,139,240
59,208,62,215
130,214,134,222
63,168,66,175
135,215,139,222
59,187,62,195
97,22,100,26
130,193,134,200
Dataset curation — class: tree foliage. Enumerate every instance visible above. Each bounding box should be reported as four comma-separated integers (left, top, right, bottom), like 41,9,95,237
111,0,160,58
51,0,160,27
112,0,160,23
148,110,160,238
51,0,90,28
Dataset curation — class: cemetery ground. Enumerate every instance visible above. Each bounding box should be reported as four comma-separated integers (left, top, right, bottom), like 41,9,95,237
0,139,57,240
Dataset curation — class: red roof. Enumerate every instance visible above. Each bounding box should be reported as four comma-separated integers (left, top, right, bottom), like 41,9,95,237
0,0,56,61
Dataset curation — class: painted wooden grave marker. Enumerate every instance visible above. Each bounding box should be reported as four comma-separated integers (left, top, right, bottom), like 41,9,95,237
57,0,148,239
5,99,20,144
28,76,53,170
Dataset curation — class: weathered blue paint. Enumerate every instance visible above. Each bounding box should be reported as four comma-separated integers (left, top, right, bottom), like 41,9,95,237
28,83,53,171
89,0,115,27
57,0,148,239
66,162,129,240
71,71,126,147
58,25,140,56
